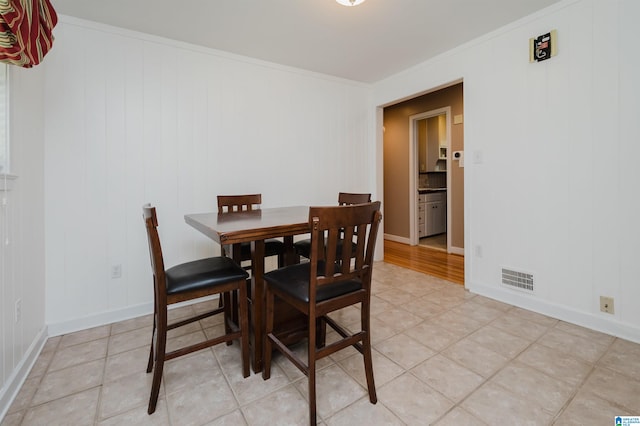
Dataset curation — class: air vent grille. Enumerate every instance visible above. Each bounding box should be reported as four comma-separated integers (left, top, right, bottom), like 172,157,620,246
502,268,534,292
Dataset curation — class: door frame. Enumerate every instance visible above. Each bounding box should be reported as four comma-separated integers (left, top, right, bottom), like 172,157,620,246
408,106,452,249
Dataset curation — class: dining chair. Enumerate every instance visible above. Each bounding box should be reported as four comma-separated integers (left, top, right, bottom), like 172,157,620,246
293,192,372,260
262,201,382,425
142,204,250,415
217,194,286,268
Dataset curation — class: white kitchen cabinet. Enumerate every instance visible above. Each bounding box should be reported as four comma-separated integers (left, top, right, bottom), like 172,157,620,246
420,192,446,237
418,197,427,237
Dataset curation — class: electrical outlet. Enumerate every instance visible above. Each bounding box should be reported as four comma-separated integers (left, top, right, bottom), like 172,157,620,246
474,244,483,258
15,299,21,323
111,264,122,279
600,296,614,314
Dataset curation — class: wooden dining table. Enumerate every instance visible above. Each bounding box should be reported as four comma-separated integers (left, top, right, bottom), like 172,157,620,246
184,205,310,373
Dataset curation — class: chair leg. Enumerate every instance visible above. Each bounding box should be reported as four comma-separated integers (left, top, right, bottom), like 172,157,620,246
223,292,233,346
237,280,250,378
146,303,156,373
262,290,274,380
361,300,377,404
308,315,317,426
148,308,167,414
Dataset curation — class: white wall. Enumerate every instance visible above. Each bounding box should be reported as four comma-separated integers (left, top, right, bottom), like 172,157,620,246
43,17,375,334
0,65,48,417
374,0,640,343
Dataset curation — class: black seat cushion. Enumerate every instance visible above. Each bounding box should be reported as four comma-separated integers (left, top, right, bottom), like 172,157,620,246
264,262,362,303
239,238,284,260
165,256,249,295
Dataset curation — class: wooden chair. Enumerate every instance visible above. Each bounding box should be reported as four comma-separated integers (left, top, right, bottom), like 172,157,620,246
262,201,382,425
217,194,285,268
293,192,371,260
142,204,250,415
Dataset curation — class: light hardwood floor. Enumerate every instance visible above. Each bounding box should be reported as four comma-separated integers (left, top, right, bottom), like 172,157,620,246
384,239,464,284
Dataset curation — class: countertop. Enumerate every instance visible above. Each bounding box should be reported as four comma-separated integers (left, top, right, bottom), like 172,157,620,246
418,187,447,193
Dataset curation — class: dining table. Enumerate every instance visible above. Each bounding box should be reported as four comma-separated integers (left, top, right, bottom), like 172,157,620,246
184,205,310,373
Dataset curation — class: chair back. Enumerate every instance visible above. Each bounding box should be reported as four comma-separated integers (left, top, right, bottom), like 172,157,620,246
308,201,381,302
217,194,262,213
143,204,167,305
337,192,371,205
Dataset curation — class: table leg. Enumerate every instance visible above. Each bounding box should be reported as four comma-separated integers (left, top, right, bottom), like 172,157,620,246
250,239,265,373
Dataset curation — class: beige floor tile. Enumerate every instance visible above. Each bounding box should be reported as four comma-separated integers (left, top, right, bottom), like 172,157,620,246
411,354,484,402
58,324,111,348
241,385,309,426
402,296,447,319
374,288,415,306
449,301,503,324
23,387,100,426
429,309,484,335
555,320,617,344
98,398,170,426
27,349,54,379
48,337,108,372
0,410,24,426
537,327,609,363
99,370,157,420
462,381,554,425
489,312,551,342
404,320,465,352
466,325,531,359
295,364,367,420
108,326,153,356
104,346,150,384
469,295,513,312
517,343,592,387
166,330,207,353
441,338,509,378
163,350,223,396
508,307,558,328
31,359,105,406
598,338,640,381
338,350,403,389
374,306,423,333
553,389,632,425
110,314,152,335
204,409,247,426
374,333,435,369
490,361,575,414
434,407,488,425
165,379,238,426
580,366,640,412
377,373,454,425
9,262,640,426
326,396,403,426
7,376,40,414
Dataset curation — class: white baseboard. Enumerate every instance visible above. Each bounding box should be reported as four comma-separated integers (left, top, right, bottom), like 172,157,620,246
469,280,640,344
0,326,48,422
47,302,155,337
384,234,411,244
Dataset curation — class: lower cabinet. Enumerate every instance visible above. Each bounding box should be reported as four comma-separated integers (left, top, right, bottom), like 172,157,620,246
419,192,446,237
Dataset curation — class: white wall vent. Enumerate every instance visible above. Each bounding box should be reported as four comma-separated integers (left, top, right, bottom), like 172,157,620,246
501,268,534,292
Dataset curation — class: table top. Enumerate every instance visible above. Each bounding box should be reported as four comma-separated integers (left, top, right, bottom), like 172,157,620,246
184,205,310,244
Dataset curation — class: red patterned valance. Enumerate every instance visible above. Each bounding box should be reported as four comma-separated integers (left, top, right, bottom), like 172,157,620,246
0,0,57,68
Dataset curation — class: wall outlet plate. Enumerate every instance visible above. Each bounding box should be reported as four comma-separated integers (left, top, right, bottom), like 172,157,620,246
600,296,614,314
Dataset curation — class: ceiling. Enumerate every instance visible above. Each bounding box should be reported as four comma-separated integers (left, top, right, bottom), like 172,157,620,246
51,0,561,83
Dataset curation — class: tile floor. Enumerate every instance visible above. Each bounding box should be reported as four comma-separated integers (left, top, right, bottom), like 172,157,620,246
3,262,640,425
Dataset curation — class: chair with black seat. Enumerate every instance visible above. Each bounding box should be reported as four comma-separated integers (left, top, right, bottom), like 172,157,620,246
262,201,382,425
142,204,250,415
217,194,285,269
293,192,371,260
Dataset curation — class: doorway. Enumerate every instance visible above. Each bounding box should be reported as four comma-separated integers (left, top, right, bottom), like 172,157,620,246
410,107,451,251
381,81,464,256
